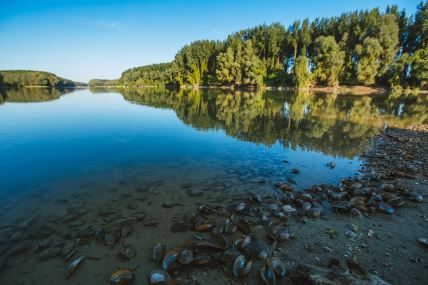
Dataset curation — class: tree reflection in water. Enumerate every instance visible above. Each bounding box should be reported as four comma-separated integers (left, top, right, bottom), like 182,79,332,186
3,86,426,159
101,87,426,158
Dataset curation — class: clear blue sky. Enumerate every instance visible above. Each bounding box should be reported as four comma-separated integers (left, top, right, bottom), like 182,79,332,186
0,0,419,82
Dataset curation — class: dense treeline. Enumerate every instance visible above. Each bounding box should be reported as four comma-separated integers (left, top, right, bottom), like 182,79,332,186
110,2,428,89
0,70,86,88
88,79,121,87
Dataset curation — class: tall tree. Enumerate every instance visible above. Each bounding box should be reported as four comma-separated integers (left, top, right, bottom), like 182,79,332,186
288,20,300,72
299,18,312,56
294,56,312,88
377,14,400,79
388,53,411,87
313,36,345,86
355,37,383,85
241,40,264,87
216,46,238,86
411,46,428,88
413,1,428,50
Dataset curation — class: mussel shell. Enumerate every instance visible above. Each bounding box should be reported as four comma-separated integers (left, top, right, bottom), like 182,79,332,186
282,205,296,212
280,184,294,192
233,255,252,277
328,191,346,201
382,192,396,201
273,227,291,242
410,192,423,203
38,247,61,260
302,202,311,211
220,248,241,263
367,196,377,207
251,193,263,203
162,248,181,271
269,204,279,211
332,201,350,213
119,245,136,259
65,255,85,278
387,197,405,207
37,239,63,250
134,212,145,221
198,205,214,214
418,237,428,247
235,202,248,212
110,269,134,285
195,240,226,250
171,221,189,232
241,235,254,248
149,269,171,285
193,253,212,266
380,183,395,192
300,193,313,201
105,230,120,246
153,243,167,262
351,182,363,190
270,257,286,277
178,249,194,264
349,197,366,208
377,202,394,215
306,207,322,218
243,239,271,260
61,242,75,257
93,227,106,240
350,208,363,218
194,220,216,232
260,264,276,285
271,211,286,219
120,224,133,238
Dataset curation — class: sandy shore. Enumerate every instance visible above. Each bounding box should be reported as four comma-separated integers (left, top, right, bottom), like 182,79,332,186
259,124,428,285
0,125,426,285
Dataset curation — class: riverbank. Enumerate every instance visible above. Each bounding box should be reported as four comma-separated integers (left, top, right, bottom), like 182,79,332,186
88,84,427,96
0,119,426,284
179,124,428,285
172,124,428,285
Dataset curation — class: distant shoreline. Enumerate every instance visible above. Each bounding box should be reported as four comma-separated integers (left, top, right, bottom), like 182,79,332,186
4,84,426,96
0,86,88,89
88,85,427,95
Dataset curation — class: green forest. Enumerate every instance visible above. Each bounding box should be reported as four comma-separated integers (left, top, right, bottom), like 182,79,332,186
93,2,428,89
0,70,86,88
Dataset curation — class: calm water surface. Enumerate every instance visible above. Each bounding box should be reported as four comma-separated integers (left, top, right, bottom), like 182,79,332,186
0,87,426,284
4,87,426,195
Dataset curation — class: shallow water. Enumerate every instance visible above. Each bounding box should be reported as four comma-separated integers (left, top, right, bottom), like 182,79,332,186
0,87,426,284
